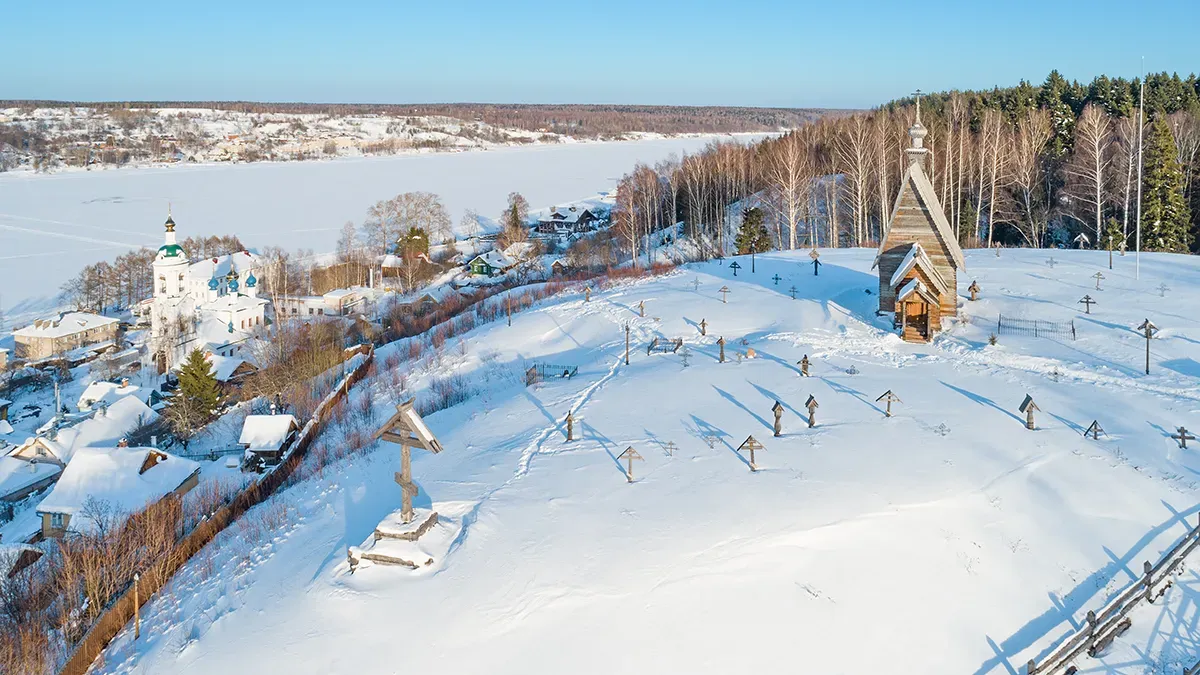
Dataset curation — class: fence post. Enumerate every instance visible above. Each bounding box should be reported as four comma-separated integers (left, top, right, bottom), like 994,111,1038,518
1144,560,1155,603
1086,609,1097,652
998,315,1002,334
1026,659,1037,675
1072,322,1076,340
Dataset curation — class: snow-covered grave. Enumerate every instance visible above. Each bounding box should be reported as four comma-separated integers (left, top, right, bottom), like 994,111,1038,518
91,248,1200,675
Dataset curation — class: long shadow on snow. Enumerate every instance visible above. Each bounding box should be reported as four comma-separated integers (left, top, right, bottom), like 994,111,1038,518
972,502,1200,675
748,381,803,418
688,414,751,469
941,381,1024,424
713,386,773,432
722,254,882,327
582,422,635,479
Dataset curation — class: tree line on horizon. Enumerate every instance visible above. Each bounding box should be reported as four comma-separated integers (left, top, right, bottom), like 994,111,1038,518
611,70,1199,260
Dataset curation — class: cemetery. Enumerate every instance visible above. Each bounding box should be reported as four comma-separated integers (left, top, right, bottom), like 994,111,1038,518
103,244,1200,675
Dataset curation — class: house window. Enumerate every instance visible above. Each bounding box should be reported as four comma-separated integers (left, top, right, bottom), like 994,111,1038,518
50,513,65,529
318,308,323,315
308,308,314,315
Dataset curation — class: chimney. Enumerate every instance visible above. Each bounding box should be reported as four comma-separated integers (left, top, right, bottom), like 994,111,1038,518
117,438,128,448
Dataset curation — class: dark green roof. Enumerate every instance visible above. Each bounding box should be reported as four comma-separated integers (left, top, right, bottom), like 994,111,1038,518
158,244,185,258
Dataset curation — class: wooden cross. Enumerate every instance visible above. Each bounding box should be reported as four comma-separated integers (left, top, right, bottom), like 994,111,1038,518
799,354,810,377
1079,295,1096,314
375,398,445,523
618,446,643,482
719,286,730,303
1138,318,1158,375
699,318,707,336
663,440,677,457
717,336,725,363
912,89,923,121
585,286,592,302
624,323,631,365
729,261,742,277
805,395,819,428
1092,272,1105,290
789,285,797,300
566,410,575,442
1158,283,1170,297
1046,257,1057,268
812,258,822,276
680,347,692,367
1171,427,1196,449
772,274,782,286
638,300,645,317
1083,420,1105,440
968,281,980,301
772,401,784,437
738,435,764,471
692,277,701,292
506,296,512,326
876,390,901,417
1018,395,1039,431
703,433,720,448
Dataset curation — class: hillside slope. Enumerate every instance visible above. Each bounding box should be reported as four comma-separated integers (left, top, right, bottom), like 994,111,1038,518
94,248,1200,675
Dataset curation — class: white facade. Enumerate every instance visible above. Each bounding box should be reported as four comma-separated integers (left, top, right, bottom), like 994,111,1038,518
149,215,270,371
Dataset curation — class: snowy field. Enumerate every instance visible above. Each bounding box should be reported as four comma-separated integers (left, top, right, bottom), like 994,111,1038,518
0,135,754,315
87,247,1200,675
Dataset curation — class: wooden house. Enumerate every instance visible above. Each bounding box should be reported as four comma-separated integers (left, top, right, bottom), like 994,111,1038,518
536,206,596,234
873,108,965,343
239,414,300,465
467,251,515,277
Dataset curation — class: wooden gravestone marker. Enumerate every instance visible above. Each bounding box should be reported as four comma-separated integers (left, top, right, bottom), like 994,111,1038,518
566,410,575,442
968,281,980,301
585,286,591,302
663,440,677,457
1046,257,1057,268
738,435,764,471
1079,295,1096,314
719,286,730,304
772,274,782,286
729,261,742,277
1157,283,1170,297
772,401,784,437
1138,318,1158,375
375,398,445,523
1083,420,1105,440
1092,272,1105,290
692,277,701,292
639,300,645,317
699,318,707,336
717,336,725,363
618,446,644,483
876,390,901,417
1019,395,1039,431
799,355,810,377
625,323,631,365
789,285,797,300
805,395,819,428
1172,427,1196,449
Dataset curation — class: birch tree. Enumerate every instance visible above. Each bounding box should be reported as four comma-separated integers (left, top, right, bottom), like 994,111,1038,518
1064,103,1111,242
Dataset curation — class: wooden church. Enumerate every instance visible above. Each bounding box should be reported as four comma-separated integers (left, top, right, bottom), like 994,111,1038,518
873,101,966,343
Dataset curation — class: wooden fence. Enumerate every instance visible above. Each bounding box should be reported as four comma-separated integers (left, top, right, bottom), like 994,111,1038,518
56,345,375,675
1026,516,1200,675
996,315,1077,341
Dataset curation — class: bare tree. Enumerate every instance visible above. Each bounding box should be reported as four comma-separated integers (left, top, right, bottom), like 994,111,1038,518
765,130,814,250
1064,103,1112,242
1007,109,1053,247
836,115,872,246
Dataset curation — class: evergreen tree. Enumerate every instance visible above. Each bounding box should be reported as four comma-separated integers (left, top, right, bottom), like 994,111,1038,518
734,208,771,254
1102,217,1125,252
165,348,222,446
1141,117,1193,252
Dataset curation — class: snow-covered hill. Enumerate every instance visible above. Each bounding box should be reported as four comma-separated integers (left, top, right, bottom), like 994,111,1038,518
93,248,1200,675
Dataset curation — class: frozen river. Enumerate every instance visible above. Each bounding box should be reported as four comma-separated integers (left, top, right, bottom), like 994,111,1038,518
0,135,761,314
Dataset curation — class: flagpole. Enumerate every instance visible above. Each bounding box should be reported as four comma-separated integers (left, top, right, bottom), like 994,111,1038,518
1135,57,1144,280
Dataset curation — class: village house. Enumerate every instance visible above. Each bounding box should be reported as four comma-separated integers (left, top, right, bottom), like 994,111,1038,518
7,395,159,469
0,398,10,423
206,353,259,390
536,205,597,234
274,288,365,318
872,105,965,343
13,312,119,362
239,414,300,465
76,378,139,412
35,446,200,539
0,454,61,503
467,250,515,277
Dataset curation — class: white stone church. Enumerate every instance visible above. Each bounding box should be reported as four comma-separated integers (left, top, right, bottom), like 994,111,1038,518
150,214,271,372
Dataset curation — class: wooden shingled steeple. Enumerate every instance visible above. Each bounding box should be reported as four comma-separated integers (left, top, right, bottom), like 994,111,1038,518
873,95,966,342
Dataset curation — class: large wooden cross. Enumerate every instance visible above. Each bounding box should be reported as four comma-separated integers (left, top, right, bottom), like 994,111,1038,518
618,446,643,483
375,398,444,523
738,435,764,472
1172,427,1196,449
1079,295,1096,314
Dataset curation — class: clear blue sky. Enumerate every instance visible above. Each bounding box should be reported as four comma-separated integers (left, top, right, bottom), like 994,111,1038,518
4,0,1198,108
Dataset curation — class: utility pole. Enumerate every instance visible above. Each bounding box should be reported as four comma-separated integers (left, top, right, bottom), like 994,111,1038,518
1136,56,1145,280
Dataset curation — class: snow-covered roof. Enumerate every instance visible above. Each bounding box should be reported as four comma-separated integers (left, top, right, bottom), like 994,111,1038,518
77,380,141,411
323,288,357,300
540,206,592,224
13,312,118,339
187,250,263,282
0,420,12,435
33,395,159,464
239,415,298,452
0,456,61,499
381,254,404,268
471,250,513,270
888,242,949,296
207,354,256,382
36,447,200,529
